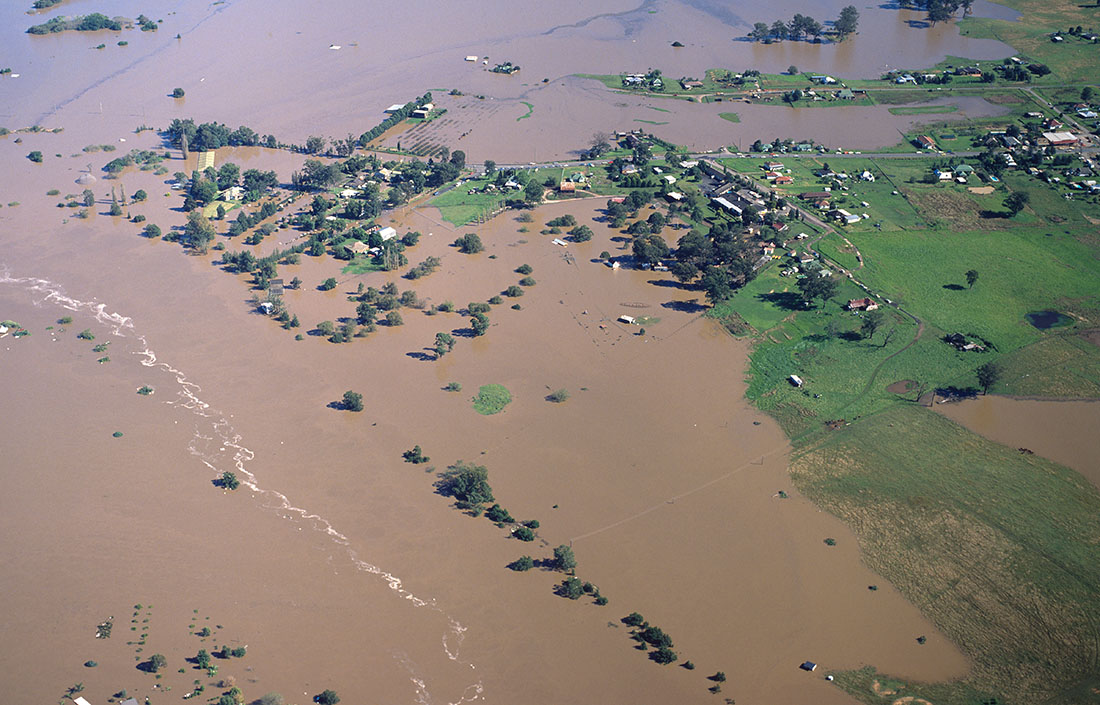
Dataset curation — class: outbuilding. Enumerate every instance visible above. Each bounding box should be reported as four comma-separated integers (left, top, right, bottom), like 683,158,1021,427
789,375,804,388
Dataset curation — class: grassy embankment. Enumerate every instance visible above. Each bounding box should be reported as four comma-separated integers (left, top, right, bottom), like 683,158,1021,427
711,132,1100,702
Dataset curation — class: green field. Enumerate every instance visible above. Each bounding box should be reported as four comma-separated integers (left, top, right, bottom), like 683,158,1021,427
792,405,1100,705
718,112,740,123
957,0,1100,83
428,178,505,226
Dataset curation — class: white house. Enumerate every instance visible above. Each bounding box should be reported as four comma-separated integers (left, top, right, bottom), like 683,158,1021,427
618,315,636,324
378,226,398,241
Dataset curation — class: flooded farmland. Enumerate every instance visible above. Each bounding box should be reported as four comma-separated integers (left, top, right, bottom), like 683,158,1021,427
0,0,1021,703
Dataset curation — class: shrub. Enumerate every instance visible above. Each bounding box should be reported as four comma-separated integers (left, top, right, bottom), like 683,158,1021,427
58,316,73,325
508,556,535,571
437,461,494,505
319,277,337,291
485,504,514,523
488,295,503,305
172,88,185,98
27,151,43,163
518,276,535,286
595,595,609,605
824,537,837,546
513,526,535,541
523,519,539,529
385,311,403,326
559,577,584,599
546,389,569,403
403,445,430,464
504,285,523,297
453,233,484,254
137,386,154,395
77,329,95,340
437,301,454,313
516,263,533,274
444,381,462,392
219,471,240,490
651,647,677,665
84,661,98,668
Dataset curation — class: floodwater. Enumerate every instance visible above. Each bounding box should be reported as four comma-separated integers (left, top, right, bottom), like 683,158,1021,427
937,396,1100,488
0,0,1018,703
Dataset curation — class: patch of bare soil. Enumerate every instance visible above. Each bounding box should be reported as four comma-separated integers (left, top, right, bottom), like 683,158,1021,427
872,679,898,696
967,186,994,195
887,380,917,394
892,697,934,705
1081,329,1100,348
907,189,1009,231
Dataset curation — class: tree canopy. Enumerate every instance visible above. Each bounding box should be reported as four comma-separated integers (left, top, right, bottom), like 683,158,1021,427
437,461,494,505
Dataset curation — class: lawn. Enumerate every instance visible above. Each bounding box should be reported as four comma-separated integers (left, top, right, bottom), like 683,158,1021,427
792,404,1100,705
428,178,505,226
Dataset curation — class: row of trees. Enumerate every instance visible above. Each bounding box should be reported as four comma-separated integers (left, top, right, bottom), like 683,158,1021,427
165,119,273,154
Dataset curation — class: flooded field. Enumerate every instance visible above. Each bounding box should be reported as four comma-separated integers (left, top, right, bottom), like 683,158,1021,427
937,396,1100,489
0,0,1020,703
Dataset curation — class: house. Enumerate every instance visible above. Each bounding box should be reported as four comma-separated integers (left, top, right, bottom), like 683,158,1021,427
621,164,639,175
761,243,777,255
764,171,781,181
836,88,856,100
73,699,93,705
955,164,975,176
384,104,405,113
935,168,954,181
847,297,878,311
663,174,677,185
895,74,917,84
679,160,699,169
774,175,793,185
1043,131,1078,146
666,191,684,202
609,196,625,204
222,185,244,201
764,161,784,171
465,55,478,62
800,661,817,672
680,79,704,89
559,181,576,192
378,226,398,241
1001,135,1021,148
618,315,636,324
860,170,875,182
798,191,831,201
916,135,937,150
810,75,836,84
1078,109,1098,119
789,375,804,388
346,240,370,255
258,301,275,315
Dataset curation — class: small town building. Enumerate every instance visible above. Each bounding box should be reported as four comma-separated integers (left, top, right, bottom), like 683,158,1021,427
666,191,684,202
800,661,817,671
1043,131,1078,146
559,181,576,192
347,240,370,255
916,135,937,150
222,185,244,201
712,196,742,216
789,375,804,387
384,104,405,113
378,226,398,241
618,315,636,324
847,298,878,311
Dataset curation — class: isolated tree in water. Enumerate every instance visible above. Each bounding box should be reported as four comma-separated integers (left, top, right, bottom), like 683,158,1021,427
341,390,363,412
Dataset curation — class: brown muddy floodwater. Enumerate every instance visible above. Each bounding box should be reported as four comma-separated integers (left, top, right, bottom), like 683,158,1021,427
937,396,1100,489
0,0,1020,702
